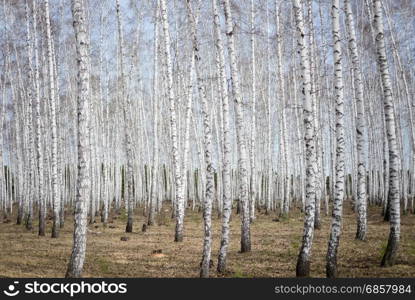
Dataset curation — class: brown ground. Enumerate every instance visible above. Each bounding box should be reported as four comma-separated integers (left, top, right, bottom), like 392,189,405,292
0,203,414,278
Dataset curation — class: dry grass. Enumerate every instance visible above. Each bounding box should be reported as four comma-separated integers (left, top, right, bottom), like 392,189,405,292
0,203,414,278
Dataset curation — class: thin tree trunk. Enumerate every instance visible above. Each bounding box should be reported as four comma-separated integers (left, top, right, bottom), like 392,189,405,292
66,0,91,278
115,0,134,233
249,0,257,223
44,0,60,238
326,0,346,278
148,0,160,227
213,0,233,273
292,0,318,278
372,0,401,267
186,1,214,278
160,0,185,242
24,0,35,231
276,0,289,217
344,0,367,241
223,0,251,253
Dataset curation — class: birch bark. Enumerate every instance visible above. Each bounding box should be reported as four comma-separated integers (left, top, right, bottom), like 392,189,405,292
344,0,367,241
44,0,60,238
66,0,91,278
24,0,35,231
372,0,401,267
249,0,257,222
115,0,135,233
186,0,214,278
160,0,185,242
148,0,160,227
292,0,318,277
326,0,346,278
213,0,233,273
223,0,251,253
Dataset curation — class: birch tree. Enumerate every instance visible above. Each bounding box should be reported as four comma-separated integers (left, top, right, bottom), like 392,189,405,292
66,0,91,278
115,0,135,233
223,0,251,254
31,0,45,237
372,0,401,267
276,0,289,217
24,0,35,231
249,0,257,223
148,0,160,227
344,0,367,241
44,0,61,238
326,0,346,278
212,0,233,273
186,0,215,278
160,0,185,242
292,0,318,277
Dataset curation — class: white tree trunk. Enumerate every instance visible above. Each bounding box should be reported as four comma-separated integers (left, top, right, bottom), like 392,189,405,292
115,0,135,233
373,0,401,267
344,0,368,241
66,0,91,278
307,0,322,230
276,0,289,217
148,0,160,227
223,0,251,253
249,0,257,222
44,0,60,238
292,0,318,277
160,0,184,242
326,0,346,278
24,0,35,231
186,0,214,278
213,0,233,273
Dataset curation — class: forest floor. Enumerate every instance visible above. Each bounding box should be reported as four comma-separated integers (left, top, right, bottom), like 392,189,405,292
0,202,414,278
